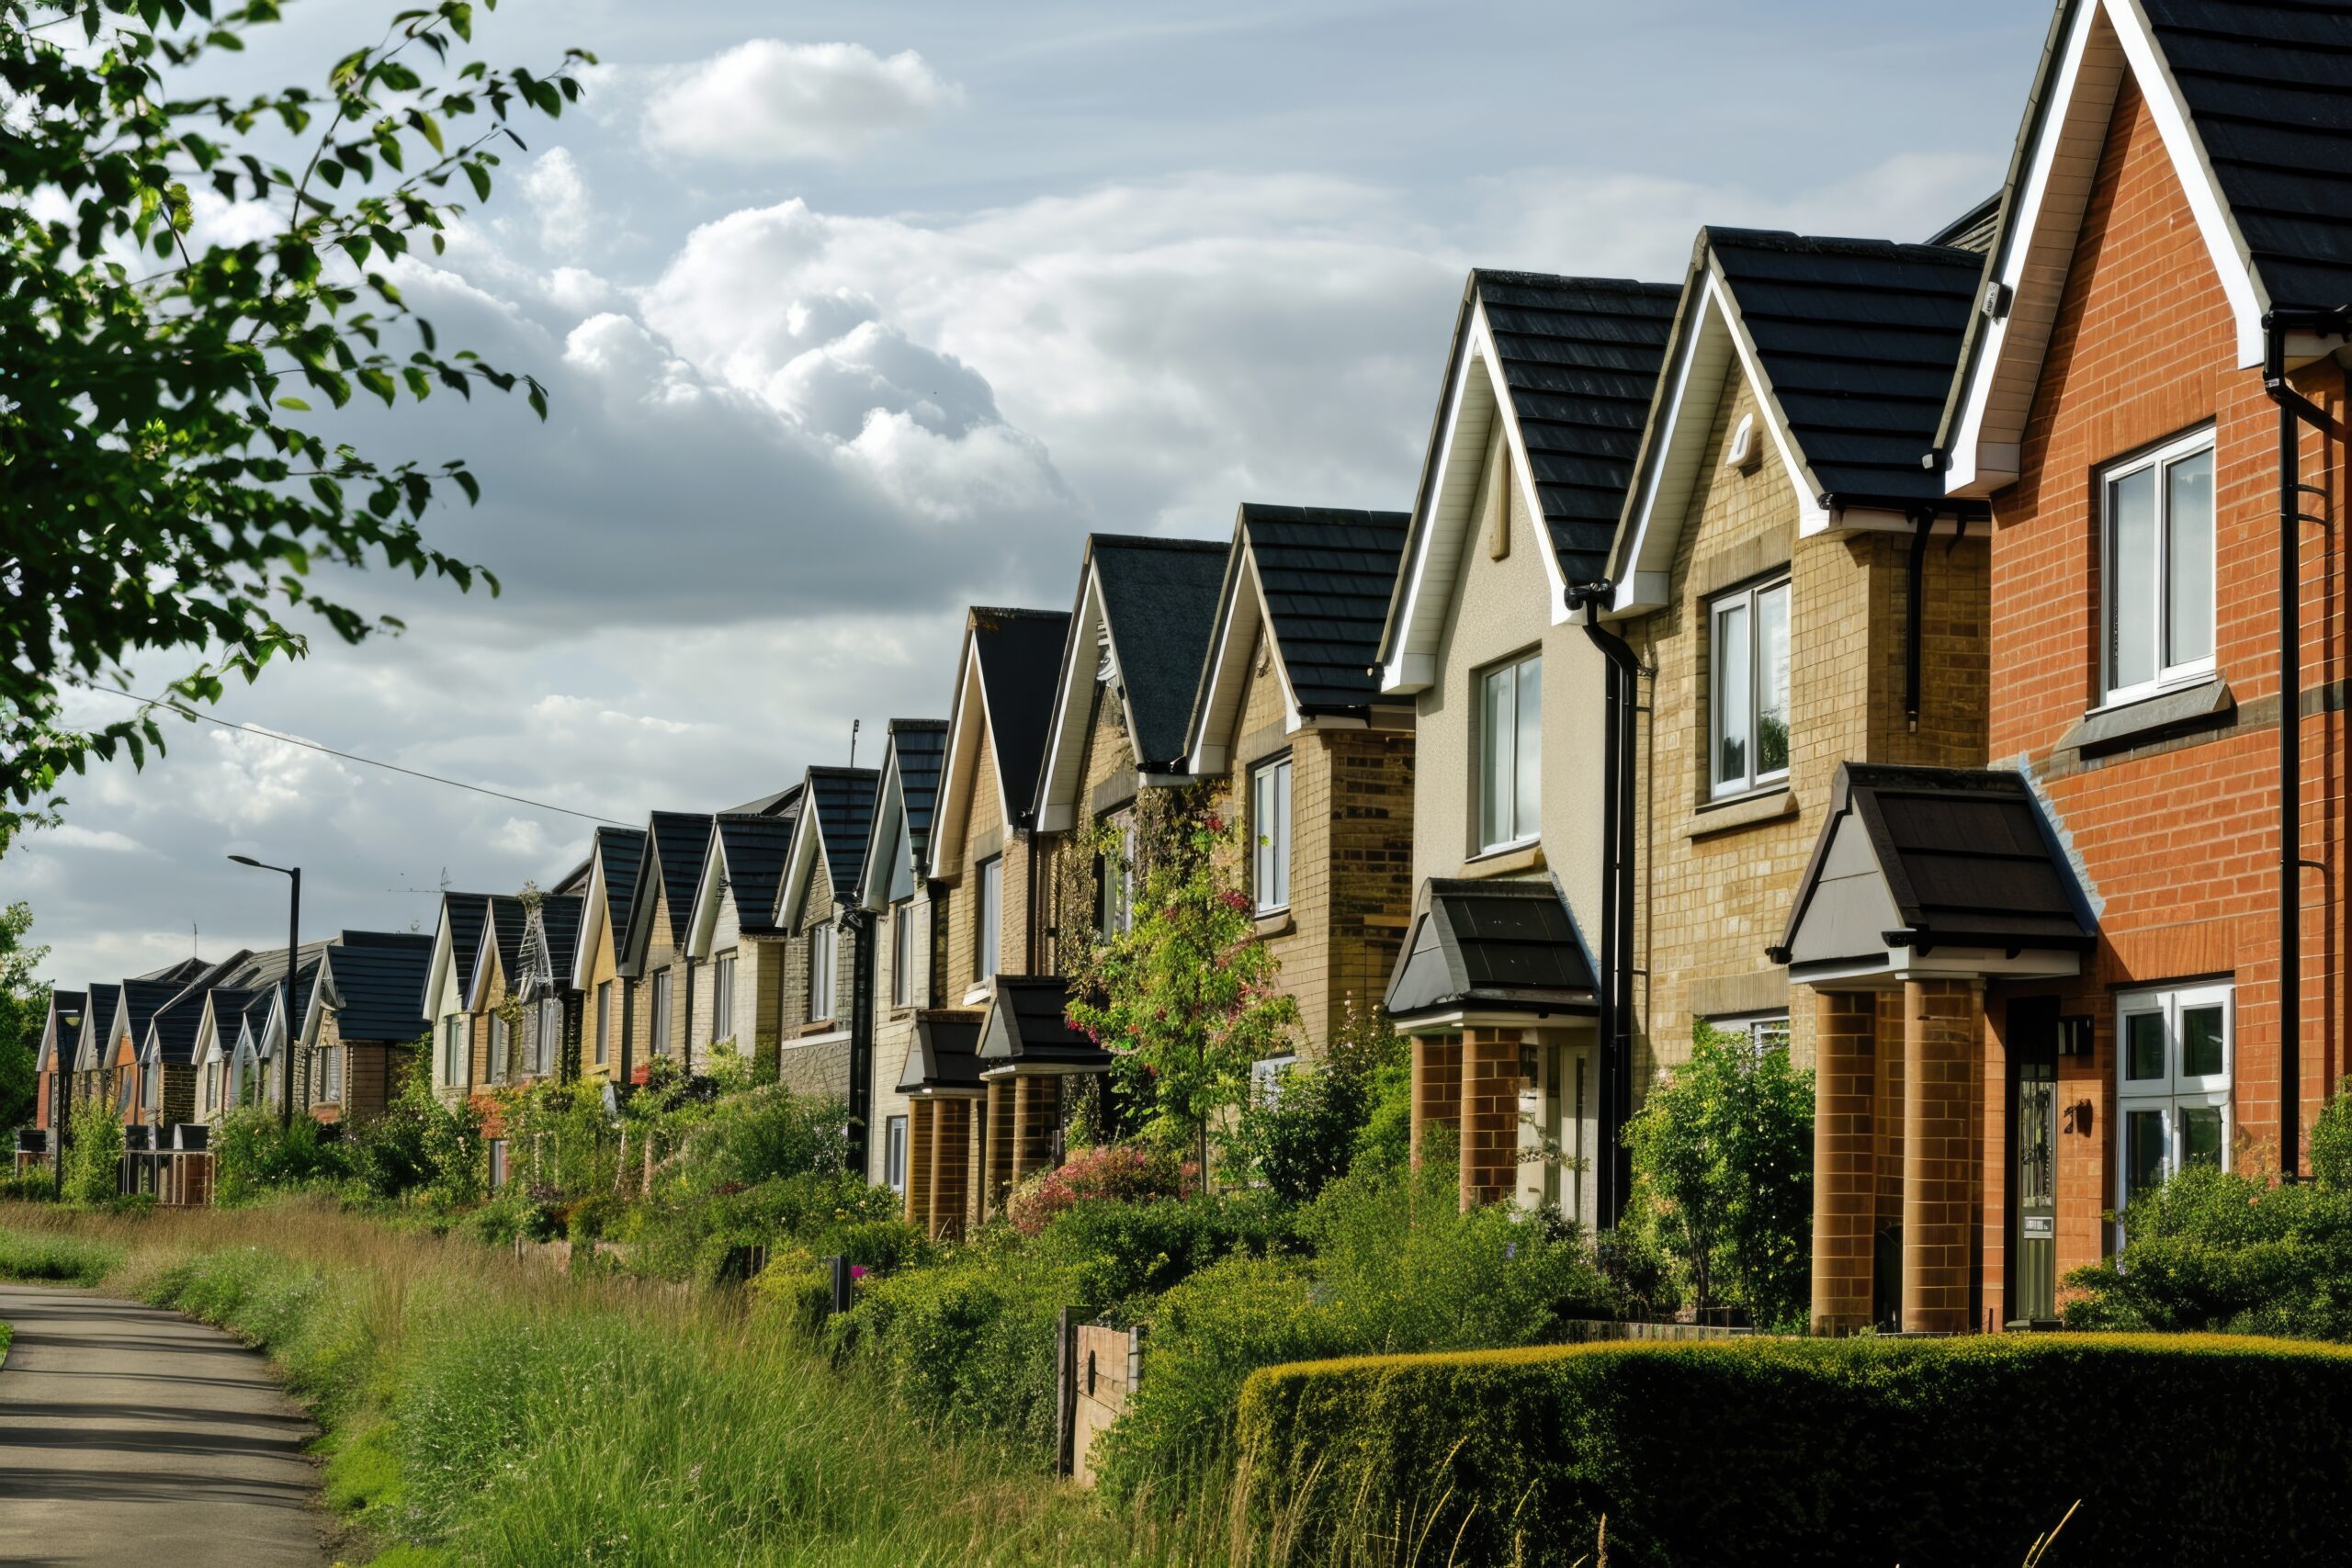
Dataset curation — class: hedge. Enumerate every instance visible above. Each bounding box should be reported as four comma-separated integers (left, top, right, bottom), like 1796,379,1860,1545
1234,1333,2352,1567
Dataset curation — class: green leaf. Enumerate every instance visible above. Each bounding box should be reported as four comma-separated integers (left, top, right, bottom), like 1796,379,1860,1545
277,398,311,412
463,161,491,201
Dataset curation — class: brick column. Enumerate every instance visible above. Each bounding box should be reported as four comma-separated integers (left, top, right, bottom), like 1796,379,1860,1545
933,1097,972,1241
1811,990,1877,1334
985,1079,1015,1217
1459,1031,1522,1210
1012,1075,1057,1185
1903,978,1980,1334
906,1100,935,1233
1410,1034,1462,1170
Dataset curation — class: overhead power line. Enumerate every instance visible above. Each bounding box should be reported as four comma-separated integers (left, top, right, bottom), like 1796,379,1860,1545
89,685,632,827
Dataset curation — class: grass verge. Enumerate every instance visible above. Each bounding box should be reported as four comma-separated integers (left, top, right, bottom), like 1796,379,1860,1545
0,1225,120,1284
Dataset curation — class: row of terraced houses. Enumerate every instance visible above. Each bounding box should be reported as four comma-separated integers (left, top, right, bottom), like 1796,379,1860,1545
21,1,2352,1334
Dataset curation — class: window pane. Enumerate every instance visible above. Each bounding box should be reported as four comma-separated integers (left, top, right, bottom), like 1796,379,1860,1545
2109,465,2158,691
2124,1011,2165,1081
1480,665,1512,847
1756,584,1790,777
1716,600,1751,786
2181,1004,2224,1077
2165,448,2214,670
2181,1104,2224,1168
1513,655,1542,840
2126,1107,2169,1200
1253,766,1275,907
979,860,1001,979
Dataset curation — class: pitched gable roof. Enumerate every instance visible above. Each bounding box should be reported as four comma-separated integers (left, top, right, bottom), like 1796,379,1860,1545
474,895,528,1005
312,931,434,1043
857,719,950,910
74,982,120,1071
592,825,646,937
1939,0,2352,493
1188,503,1412,767
1383,879,1600,1025
698,809,798,946
932,605,1071,876
775,766,879,930
1380,272,1680,690
429,893,492,1017
642,811,714,947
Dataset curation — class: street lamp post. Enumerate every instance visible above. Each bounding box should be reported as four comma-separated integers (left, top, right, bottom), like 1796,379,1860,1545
228,854,300,1130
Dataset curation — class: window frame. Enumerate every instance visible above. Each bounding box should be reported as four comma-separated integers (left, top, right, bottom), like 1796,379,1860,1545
711,951,737,1046
1709,575,1792,799
891,899,914,1008
2115,982,2234,1220
2099,426,2218,707
977,855,1004,984
808,921,837,1023
324,1043,343,1103
1250,753,1294,915
594,981,612,1067
651,969,673,1058
885,1113,910,1194
1476,649,1543,853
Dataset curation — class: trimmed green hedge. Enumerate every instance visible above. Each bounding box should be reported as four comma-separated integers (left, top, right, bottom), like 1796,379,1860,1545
1235,1333,2352,1567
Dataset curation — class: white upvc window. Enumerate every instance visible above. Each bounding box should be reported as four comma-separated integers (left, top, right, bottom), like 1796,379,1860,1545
2116,983,2233,1214
1100,818,1136,937
1250,1053,1297,1107
491,1012,511,1082
651,969,673,1058
324,1043,343,1102
1251,754,1293,914
1711,577,1791,797
1477,650,1542,852
892,901,914,1008
2102,429,2216,705
594,981,612,1066
885,1114,909,1194
978,855,1003,982
711,952,737,1045
1711,1014,1791,1057
808,921,837,1022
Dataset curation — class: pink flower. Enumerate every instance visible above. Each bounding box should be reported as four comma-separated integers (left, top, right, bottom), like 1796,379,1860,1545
849,1264,868,1280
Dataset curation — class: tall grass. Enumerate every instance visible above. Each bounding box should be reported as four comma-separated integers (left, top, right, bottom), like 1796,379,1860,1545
0,1224,120,1284
0,1200,1449,1566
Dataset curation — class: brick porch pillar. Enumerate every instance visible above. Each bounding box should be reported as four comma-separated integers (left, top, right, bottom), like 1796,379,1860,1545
1811,990,1877,1334
1012,1075,1057,1186
1903,978,1980,1334
1459,1031,1522,1210
905,1099,935,1234
1410,1033,1462,1170
933,1097,972,1241
984,1078,1015,1217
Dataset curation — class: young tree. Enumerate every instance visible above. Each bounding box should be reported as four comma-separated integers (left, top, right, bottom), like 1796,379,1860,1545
1065,787,1300,1178
1623,1022,1815,1328
0,0,593,847
0,902,48,1129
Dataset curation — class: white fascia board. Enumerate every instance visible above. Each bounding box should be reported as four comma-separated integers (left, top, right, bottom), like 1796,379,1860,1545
1382,330,1491,694
1461,308,1575,619
931,637,991,880
1034,568,1107,836
1185,542,1257,774
424,908,456,1021
464,911,498,1011
300,964,334,1048
684,824,729,960
570,860,607,993
857,748,907,911
775,793,826,933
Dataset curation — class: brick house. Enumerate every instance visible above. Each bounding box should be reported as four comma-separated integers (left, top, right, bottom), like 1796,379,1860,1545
423,891,492,1103
67,980,123,1109
853,718,951,1224
567,823,646,1085
619,811,714,1079
1183,504,1418,1060
191,985,261,1124
682,805,799,1078
1373,272,1679,1224
298,931,434,1124
773,766,881,1163
506,894,582,1091
465,894,537,1092
29,988,83,1145
920,604,1077,1225
1780,0,2352,1333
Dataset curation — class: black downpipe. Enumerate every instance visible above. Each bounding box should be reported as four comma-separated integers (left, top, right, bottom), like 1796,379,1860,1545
618,974,635,1089
1577,588,1639,1226
2260,305,2348,1178
1905,510,1934,733
845,909,877,1178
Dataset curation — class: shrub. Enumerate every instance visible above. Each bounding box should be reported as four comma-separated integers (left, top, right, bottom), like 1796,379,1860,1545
0,1224,121,1283
349,1055,484,1208
214,1105,354,1204
62,1094,124,1205
1225,1002,1406,1202
0,1168,53,1202
1006,1142,1190,1235
622,1170,892,1284
1236,1334,2352,1568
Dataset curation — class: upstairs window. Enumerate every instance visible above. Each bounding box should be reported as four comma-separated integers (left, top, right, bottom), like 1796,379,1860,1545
1099,818,1136,936
1477,651,1542,851
710,952,737,1046
2103,430,2215,705
2117,983,2232,1212
594,981,612,1067
808,921,838,1022
1251,755,1293,914
892,901,914,1007
325,1043,343,1102
1711,577,1791,797
491,1012,511,1082
540,1000,562,1073
650,969,673,1058
443,1018,463,1086
978,855,1004,983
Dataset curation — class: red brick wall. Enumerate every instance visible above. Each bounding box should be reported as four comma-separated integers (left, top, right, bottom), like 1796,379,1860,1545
1984,76,2349,1302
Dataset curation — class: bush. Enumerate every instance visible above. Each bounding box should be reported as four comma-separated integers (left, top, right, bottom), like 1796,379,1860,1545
1006,1143,1190,1235
621,1170,892,1284
214,1105,353,1204
1224,1003,1406,1202
0,1224,121,1283
0,1168,53,1202
1236,1334,2352,1568
61,1094,124,1205
349,1056,484,1207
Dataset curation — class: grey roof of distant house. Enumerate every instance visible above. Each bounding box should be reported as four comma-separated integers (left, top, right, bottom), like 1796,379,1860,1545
1233,504,1412,716
440,895,491,1003
1462,271,1683,586
1704,229,1984,508
318,931,433,1042
804,768,880,900
643,812,715,944
888,719,949,874
81,983,119,1040
1927,194,2002,253
976,976,1112,1072
969,608,1071,821
132,956,211,986
897,1011,987,1094
1383,880,1599,1023
713,811,797,936
116,978,190,1051
1086,536,1230,771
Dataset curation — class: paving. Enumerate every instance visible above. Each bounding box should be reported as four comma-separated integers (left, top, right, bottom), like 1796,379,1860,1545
0,1282,328,1568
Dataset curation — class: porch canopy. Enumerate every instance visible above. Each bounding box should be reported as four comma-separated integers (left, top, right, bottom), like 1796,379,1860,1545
1768,762,2094,987
1383,877,1598,1031
897,1011,987,1097
977,976,1113,1077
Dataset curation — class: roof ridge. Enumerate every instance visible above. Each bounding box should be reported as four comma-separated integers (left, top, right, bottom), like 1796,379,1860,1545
1704,226,1987,268
1471,268,1683,296
969,604,1067,621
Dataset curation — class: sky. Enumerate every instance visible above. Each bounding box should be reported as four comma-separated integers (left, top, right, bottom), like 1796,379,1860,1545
9,0,2054,990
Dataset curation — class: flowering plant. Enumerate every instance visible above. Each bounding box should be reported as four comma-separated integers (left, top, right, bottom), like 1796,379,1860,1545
1005,1142,1194,1235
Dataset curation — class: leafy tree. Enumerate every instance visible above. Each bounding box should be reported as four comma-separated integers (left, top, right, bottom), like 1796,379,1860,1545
0,902,51,1129
0,0,594,845
1226,998,1405,1202
1622,1021,1815,1329
1064,787,1301,1177
62,1089,124,1203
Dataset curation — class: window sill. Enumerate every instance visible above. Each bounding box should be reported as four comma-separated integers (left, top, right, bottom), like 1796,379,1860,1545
961,986,993,1008
1464,842,1545,876
1253,908,1295,938
2059,677,2233,757
1688,785,1796,840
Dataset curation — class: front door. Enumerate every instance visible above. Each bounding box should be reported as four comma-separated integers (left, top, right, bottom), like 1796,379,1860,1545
2013,1058,2057,1322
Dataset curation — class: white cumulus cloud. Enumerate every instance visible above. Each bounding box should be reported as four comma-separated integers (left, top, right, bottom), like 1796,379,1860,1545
641,40,961,164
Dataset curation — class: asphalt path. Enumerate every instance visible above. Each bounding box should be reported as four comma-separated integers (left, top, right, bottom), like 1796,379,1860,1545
0,1282,327,1567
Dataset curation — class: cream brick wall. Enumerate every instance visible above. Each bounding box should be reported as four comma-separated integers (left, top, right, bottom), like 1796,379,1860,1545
868,886,928,1192
943,724,1029,998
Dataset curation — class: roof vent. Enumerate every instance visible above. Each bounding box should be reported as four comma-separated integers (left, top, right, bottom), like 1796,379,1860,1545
1981,280,2012,321
1724,412,1763,474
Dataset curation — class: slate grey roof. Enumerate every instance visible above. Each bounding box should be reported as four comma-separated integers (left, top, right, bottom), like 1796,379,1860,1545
116,978,189,1054
147,984,215,1065
485,895,528,988
897,1011,987,1094
1927,194,2002,254
713,812,797,936
440,894,491,1004
718,785,800,816
805,767,880,899
1771,764,2095,973
593,825,647,940
80,983,119,1053
1088,536,1230,772
888,718,949,874
316,932,433,1043
132,956,211,986
1383,880,1598,1023
528,897,584,987
644,811,715,945
976,976,1113,1072
1234,504,1412,716
1468,271,1683,586
969,607,1070,822
1706,229,1984,509
2142,0,2352,310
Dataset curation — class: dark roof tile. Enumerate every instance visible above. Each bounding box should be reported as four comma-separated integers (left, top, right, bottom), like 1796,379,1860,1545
1235,504,1411,715
1087,536,1230,771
